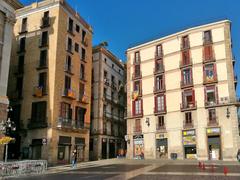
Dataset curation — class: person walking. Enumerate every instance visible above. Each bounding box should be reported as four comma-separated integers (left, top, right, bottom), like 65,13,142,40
237,149,240,162
71,149,77,168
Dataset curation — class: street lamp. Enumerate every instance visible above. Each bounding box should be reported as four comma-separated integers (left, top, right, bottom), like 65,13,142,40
0,106,16,162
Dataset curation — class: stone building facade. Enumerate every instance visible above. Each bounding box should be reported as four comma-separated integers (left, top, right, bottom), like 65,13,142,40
0,0,22,161
126,20,240,161
90,45,126,160
7,0,92,165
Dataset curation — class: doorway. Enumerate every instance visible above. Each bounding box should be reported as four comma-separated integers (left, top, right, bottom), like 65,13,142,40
208,135,221,160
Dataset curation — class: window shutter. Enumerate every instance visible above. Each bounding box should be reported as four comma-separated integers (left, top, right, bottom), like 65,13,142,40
213,63,217,79
204,87,207,104
31,103,37,120
192,89,195,105
215,86,219,104
154,96,157,113
164,94,166,112
203,65,205,81
181,91,184,108
141,99,143,115
132,101,135,116
163,74,165,90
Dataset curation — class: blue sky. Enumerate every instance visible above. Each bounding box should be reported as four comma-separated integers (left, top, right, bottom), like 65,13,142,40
20,0,240,95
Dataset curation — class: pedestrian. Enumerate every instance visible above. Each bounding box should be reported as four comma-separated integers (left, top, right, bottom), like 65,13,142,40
71,149,77,168
237,149,240,162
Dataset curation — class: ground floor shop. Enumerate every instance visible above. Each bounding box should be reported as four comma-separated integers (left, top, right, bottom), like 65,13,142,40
89,135,125,160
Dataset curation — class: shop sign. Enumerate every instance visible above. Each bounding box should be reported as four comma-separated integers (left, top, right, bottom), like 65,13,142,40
207,127,220,135
183,130,195,136
183,136,196,145
156,133,167,139
133,134,143,140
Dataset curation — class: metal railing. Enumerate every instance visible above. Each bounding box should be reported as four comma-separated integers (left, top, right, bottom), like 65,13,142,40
0,160,47,177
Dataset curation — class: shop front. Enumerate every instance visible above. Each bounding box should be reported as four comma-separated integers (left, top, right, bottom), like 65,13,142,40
57,136,71,164
182,129,197,159
156,133,168,159
133,135,144,159
206,127,221,160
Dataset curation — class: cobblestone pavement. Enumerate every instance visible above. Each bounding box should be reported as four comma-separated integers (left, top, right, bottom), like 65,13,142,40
8,159,240,180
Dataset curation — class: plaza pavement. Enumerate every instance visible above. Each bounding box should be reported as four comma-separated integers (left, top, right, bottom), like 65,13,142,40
7,158,240,180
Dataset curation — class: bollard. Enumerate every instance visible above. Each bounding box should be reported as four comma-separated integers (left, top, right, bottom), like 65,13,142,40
223,166,228,176
198,162,202,168
211,164,214,172
202,163,206,170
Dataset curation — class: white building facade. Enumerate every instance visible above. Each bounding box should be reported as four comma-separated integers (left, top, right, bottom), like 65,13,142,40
126,20,240,161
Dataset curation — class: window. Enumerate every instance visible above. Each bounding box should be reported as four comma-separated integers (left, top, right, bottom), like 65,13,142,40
185,112,192,124
204,30,212,43
40,31,48,47
182,89,195,108
18,55,24,73
59,102,72,119
104,58,107,63
104,70,108,79
16,77,23,97
133,99,142,115
31,101,47,122
79,83,85,100
80,64,85,80
68,17,73,33
134,80,141,92
204,64,216,81
182,50,190,65
182,68,192,85
155,75,164,91
155,95,165,112
39,50,47,67
67,37,72,52
76,24,80,33
75,43,79,52
21,18,27,32
65,55,72,72
208,109,216,121
205,86,217,105
82,30,86,43
203,45,213,61
75,107,86,128
81,48,86,60
155,59,163,72
158,116,164,127
39,72,47,94
112,64,114,69
156,44,163,57
182,35,189,49
41,11,50,27
65,76,71,89
134,64,140,77
135,52,140,63
19,37,26,52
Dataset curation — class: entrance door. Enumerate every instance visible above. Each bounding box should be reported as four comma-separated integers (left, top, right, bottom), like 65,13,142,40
208,136,221,160
102,139,107,159
156,138,168,159
57,145,71,164
32,145,42,159
109,140,115,158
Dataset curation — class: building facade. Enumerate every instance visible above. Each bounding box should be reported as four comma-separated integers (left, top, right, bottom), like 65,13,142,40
7,0,92,165
0,0,22,161
90,45,126,160
126,20,240,161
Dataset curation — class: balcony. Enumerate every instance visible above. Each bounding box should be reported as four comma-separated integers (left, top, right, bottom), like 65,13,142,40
132,72,142,80
180,80,193,89
19,24,28,34
62,88,76,99
64,64,73,75
57,117,73,129
154,107,167,115
133,126,142,134
13,65,24,75
103,111,112,120
27,118,48,129
33,86,47,97
183,121,194,129
104,78,110,86
132,111,143,118
205,100,218,107
180,101,197,112
181,42,190,50
36,60,48,70
155,52,163,60
78,94,90,104
132,90,142,100
207,117,218,127
111,82,117,90
153,64,164,74
203,75,218,85
179,59,192,68
40,17,50,28
203,38,213,45
153,85,165,94
156,124,166,132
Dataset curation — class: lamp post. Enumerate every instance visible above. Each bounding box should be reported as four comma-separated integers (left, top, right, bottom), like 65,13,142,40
0,106,16,162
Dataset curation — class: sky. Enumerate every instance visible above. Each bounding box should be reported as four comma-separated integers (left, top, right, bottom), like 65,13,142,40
20,0,240,95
